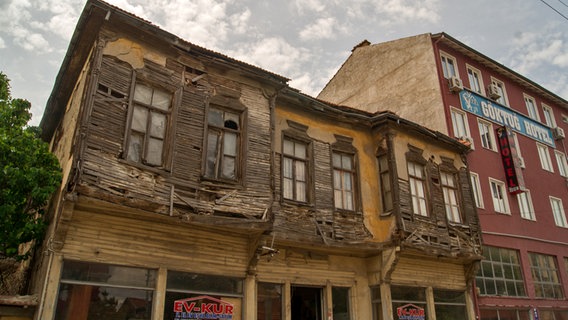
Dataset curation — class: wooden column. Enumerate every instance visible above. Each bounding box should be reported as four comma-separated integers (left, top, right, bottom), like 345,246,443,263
244,274,257,320
426,286,436,320
380,283,392,320
151,267,167,320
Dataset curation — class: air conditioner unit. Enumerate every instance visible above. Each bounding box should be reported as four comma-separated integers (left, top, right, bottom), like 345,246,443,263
448,76,463,93
553,127,565,140
487,83,501,100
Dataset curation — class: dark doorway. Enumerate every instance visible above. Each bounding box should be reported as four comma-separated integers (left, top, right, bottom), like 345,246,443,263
291,286,322,320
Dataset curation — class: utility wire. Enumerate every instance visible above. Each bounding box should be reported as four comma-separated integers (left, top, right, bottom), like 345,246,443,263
556,0,568,8
540,0,568,21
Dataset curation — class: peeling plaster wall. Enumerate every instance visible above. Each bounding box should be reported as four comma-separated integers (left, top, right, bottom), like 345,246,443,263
103,38,166,69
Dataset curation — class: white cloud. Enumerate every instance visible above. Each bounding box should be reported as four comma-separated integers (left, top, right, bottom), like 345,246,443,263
0,37,5,49
375,0,440,25
292,0,326,14
229,8,251,35
299,17,338,41
509,32,568,74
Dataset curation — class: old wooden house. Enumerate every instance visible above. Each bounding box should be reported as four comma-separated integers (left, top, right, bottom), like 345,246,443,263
23,1,482,319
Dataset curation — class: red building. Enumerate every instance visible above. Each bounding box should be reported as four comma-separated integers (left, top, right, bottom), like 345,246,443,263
319,32,568,319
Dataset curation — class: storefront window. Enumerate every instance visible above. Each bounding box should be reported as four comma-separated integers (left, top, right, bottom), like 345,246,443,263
391,286,427,320
479,308,530,320
54,260,156,320
257,283,282,320
164,271,243,320
332,287,350,320
433,289,466,320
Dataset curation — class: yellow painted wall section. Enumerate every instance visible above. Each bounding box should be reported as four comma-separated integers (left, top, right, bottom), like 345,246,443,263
275,107,395,243
103,37,166,69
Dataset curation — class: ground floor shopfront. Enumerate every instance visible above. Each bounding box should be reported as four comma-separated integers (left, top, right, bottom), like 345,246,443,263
33,203,478,320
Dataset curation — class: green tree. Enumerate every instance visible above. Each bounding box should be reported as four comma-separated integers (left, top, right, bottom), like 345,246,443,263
0,72,62,260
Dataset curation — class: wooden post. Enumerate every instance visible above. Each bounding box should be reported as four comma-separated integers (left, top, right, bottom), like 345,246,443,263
380,283,392,320
244,274,257,320
151,267,167,320
426,286,436,320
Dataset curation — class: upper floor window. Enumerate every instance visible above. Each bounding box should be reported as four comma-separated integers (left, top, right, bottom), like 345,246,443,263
555,151,568,177
490,179,510,214
441,171,461,223
524,94,539,121
490,78,509,106
542,104,556,127
378,153,393,212
126,83,172,167
450,107,472,145
332,151,356,211
408,162,428,216
528,253,564,299
517,190,535,221
470,172,484,209
478,119,497,151
537,143,554,172
204,106,242,181
550,196,568,228
440,52,458,79
476,246,526,297
282,138,309,203
466,65,484,95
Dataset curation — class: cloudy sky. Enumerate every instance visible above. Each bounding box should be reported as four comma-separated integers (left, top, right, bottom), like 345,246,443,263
0,0,567,126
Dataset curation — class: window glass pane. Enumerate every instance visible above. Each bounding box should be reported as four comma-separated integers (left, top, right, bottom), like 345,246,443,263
134,84,152,104
342,155,352,170
295,142,306,159
61,261,156,287
283,158,293,179
146,138,163,166
132,106,148,132
332,287,350,320
222,156,235,179
208,108,224,126
206,133,219,177
167,271,242,294
149,112,166,138
283,178,293,200
151,88,171,110
332,153,341,168
295,161,306,181
283,139,294,155
296,182,306,202
164,292,241,320
127,133,143,163
223,132,237,156
258,283,282,320
224,112,240,129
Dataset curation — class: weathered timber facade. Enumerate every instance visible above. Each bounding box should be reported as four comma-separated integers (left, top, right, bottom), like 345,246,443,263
18,2,482,320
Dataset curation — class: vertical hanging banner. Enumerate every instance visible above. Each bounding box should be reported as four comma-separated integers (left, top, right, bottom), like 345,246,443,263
497,126,525,194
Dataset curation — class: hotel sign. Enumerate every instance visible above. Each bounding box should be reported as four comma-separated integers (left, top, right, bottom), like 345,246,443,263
459,90,554,147
497,126,526,194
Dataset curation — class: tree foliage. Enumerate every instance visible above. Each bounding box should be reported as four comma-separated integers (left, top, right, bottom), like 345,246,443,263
0,72,62,260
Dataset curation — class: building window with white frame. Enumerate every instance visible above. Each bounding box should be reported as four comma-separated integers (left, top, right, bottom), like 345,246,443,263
537,143,554,172
550,197,568,228
478,119,497,151
441,171,461,223
470,172,484,208
542,104,556,127
490,179,510,214
466,65,484,95
408,162,428,216
451,108,472,144
491,78,509,106
528,252,564,299
555,151,568,177
517,191,535,220
440,52,458,79
524,94,540,121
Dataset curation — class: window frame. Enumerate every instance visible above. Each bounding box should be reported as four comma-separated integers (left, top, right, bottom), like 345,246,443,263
377,153,393,213
281,136,311,204
528,252,564,299
332,150,358,212
202,104,246,183
478,119,497,151
407,161,429,217
542,103,556,127
450,107,473,147
517,190,535,221
537,143,554,172
524,94,540,121
466,64,484,95
555,151,568,178
123,80,174,169
440,51,459,79
491,77,509,107
441,171,462,223
470,172,484,209
475,246,526,297
489,178,510,214
550,196,568,228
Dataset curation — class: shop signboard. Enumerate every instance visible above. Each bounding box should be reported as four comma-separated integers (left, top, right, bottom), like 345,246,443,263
173,295,234,320
397,303,425,320
460,90,554,148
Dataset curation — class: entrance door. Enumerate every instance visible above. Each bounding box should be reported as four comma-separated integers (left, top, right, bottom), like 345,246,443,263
291,286,322,320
